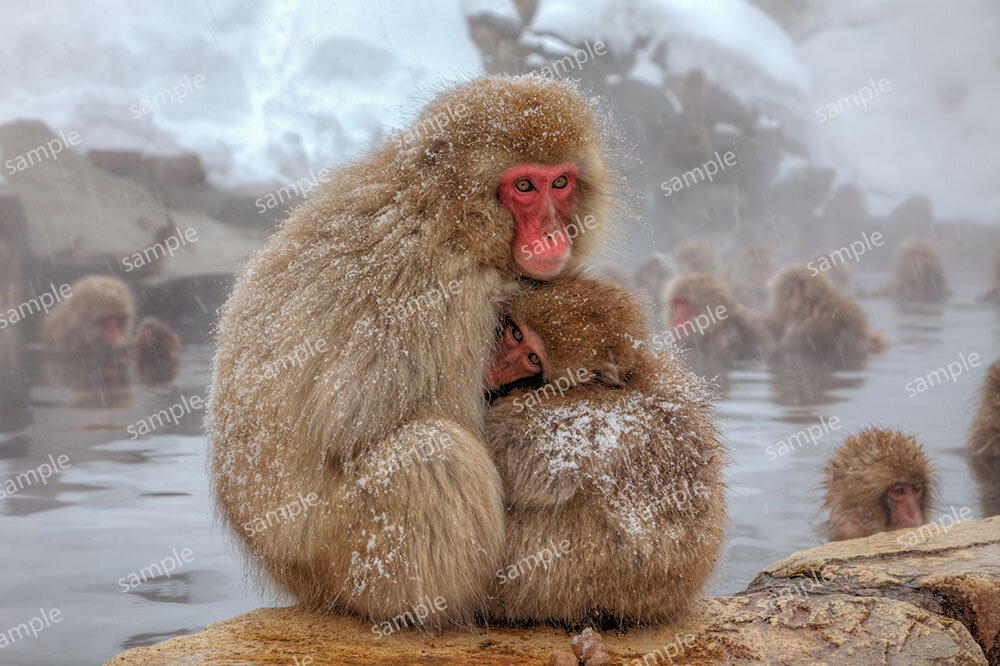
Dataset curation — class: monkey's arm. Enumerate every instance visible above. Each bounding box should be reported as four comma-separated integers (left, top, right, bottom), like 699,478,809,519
486,401,585,509
486,390,666,510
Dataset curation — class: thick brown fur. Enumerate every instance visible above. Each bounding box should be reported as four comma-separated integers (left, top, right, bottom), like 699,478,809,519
823,427,935,541
134,317,181,385
673,239,718,275
967,357,1000,457
486,278,726,627
663,273,772,364
208,76,616,627
769,265,886,369
724,245,773,310
967,358,1000,516
877,238,948,302
42,275,134,391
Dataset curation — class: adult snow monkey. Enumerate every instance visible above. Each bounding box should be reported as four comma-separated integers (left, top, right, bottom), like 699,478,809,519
664,272,773,365
208,75,616,628
43,275,135,391
485,277,726,628
768,265,886,370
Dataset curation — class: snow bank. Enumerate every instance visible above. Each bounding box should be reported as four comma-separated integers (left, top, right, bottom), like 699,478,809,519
0,0,482,187
527,0,809,114
799,0,1000,221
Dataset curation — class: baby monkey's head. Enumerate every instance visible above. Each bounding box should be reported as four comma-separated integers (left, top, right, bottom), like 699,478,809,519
485,277,653,393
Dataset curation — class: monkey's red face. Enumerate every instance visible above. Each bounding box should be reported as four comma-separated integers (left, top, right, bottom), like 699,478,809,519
908,249,933,270
671,296,696,329
499,162,578,279
886,480,924,529
98,313,127,343
485,317,547,389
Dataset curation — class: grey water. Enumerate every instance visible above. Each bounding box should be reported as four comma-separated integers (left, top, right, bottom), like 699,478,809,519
0,273,997,665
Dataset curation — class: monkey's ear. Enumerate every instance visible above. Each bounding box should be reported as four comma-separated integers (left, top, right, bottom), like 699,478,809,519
592,351,626,389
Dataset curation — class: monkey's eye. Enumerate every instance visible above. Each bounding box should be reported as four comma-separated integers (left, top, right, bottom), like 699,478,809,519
527,352,541,367
552,174,569,189
890,486,906,498
911,483,923,493
514,178,535,192
510,324,523,343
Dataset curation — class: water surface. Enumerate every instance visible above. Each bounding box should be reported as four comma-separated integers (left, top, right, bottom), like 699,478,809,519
1,273,997,665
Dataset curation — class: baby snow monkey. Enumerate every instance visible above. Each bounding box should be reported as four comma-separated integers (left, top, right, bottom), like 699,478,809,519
823,427,935,542
484,277,726,629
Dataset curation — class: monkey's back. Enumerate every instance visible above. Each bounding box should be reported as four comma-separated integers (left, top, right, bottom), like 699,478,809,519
207,164,510,607
487,354,726,626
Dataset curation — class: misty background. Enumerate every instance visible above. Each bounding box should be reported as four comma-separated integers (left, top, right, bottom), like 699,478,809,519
1,2,999,664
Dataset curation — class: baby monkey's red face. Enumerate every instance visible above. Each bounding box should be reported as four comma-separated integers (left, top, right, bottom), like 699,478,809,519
498,162,579,279
485,317,547,390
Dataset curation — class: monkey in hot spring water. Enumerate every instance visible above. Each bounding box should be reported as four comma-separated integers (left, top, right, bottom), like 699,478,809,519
208,75,620,627
43,276,180,392
823,427,935,542
484,277,726,628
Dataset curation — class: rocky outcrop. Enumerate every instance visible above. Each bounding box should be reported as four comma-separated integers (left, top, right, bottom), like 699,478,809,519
105,594,987,666
0,120,271,340
106,517,999,665
750,514,1000,664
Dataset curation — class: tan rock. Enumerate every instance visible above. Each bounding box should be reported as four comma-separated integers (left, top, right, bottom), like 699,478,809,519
750,514,1000,664
0,120,170,264
105,591,985,665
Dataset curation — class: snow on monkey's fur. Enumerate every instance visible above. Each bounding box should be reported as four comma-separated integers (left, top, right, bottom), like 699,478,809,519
207,75,618,627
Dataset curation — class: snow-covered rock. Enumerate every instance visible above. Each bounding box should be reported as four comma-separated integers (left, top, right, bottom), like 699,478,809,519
0,1,484,188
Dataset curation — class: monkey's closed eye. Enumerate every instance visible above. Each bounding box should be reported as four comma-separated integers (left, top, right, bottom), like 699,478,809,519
552,174,568,189
515,178,535,192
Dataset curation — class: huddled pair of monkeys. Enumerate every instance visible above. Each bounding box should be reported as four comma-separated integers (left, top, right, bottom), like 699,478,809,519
633,241,768,314
209,76,726,637
665,265,886,369
206,75,993,651
43,275,180,392
640,234,957,369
